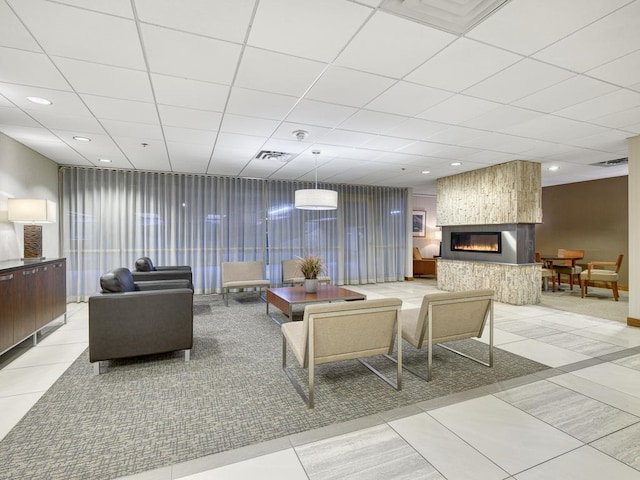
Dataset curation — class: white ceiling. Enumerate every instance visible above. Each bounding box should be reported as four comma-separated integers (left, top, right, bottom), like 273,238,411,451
0,0,638,194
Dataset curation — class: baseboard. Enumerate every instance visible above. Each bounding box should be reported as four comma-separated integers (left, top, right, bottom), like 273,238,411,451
405,276,414,281
628,317,640,328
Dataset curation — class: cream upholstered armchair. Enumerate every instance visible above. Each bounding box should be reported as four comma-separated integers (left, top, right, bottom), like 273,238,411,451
281,259,331,286
580,254,624,301
399,289,494,381
281,298,402,408
221,261,270,306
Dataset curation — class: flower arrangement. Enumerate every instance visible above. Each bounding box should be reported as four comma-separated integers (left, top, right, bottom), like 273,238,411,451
297,254,324,280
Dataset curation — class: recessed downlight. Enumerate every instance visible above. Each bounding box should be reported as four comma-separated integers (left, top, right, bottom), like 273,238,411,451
98,158,112,163
548,165,560,172
451,162,462,166
27,96,52,105
421,170,430,174
73,136,91,142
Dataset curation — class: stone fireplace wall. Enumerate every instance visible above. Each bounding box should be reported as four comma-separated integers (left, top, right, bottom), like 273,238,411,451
436,160,542,305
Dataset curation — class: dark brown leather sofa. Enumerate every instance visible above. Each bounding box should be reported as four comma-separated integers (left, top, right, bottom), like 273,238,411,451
89,267,194,374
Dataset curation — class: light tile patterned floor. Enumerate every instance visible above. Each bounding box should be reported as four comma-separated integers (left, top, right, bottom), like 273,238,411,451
1,282,640,480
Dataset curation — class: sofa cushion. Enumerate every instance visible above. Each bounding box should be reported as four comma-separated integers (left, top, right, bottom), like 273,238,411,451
100,267,136,293
134,256,155,272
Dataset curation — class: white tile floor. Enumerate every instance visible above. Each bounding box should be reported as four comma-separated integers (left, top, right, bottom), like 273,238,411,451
1,282,640,480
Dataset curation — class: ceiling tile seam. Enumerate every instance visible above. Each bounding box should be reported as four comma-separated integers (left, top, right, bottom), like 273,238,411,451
3,0,116,169
46,0,134,20
243,6,382,179
207,0,269,177
118,0,174,172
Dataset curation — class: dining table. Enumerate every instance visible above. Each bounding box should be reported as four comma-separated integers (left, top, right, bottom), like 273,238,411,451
538,253,584,290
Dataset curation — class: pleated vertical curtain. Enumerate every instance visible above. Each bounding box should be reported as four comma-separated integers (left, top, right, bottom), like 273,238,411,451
61,167,407,300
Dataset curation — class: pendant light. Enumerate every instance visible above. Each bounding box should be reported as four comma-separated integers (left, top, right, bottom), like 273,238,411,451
293,131,338,210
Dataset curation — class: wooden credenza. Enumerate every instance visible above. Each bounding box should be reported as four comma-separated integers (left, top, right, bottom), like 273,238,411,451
0,258,67,356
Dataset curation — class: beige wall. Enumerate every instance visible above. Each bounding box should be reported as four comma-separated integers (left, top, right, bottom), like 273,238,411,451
535,175,628,286
0,132,60,262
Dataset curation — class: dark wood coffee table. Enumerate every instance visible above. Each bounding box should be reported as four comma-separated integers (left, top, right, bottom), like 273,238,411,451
266,285,366,324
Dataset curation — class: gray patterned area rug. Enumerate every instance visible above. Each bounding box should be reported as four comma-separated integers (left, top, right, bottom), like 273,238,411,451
0,294,548,480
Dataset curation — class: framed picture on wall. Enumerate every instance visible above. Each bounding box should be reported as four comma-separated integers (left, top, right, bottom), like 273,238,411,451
412,210,426,237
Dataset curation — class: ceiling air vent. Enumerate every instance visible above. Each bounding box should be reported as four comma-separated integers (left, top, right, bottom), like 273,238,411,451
591,157,628,167
255,150,292,162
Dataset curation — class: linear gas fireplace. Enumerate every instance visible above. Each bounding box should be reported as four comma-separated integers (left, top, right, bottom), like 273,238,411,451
441,224,534,264
451,231,501,254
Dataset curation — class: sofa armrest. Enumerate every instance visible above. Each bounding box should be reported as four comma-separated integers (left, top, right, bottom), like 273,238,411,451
134,279,193,291
132,270,193,284
155,265,191,272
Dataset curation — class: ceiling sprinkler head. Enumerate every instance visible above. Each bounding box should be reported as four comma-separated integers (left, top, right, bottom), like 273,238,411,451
292,129,309,141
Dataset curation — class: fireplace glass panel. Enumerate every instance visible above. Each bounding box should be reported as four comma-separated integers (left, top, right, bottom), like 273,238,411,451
451,232,501,254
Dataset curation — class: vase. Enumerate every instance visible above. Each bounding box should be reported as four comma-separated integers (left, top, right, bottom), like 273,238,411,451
304,278,318,293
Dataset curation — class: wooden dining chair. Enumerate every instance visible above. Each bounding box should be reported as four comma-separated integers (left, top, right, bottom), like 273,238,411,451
555,249,584,290
535,252,556,292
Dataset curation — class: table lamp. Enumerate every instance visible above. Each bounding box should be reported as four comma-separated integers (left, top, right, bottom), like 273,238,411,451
7,198,57,260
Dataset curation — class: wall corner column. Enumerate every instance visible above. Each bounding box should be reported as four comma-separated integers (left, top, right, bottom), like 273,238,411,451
628,135,640,327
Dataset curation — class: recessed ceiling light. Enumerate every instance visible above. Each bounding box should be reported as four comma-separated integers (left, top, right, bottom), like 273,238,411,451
421,170,430,174
27,96,52,105
451,162,462,166
98,158,112,163
73,136,91,142
548,165,560,172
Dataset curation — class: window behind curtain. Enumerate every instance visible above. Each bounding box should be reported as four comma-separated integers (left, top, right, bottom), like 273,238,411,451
61,167,407,300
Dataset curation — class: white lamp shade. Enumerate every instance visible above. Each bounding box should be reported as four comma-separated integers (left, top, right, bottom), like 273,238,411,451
295,189,338,210
8,198,57,223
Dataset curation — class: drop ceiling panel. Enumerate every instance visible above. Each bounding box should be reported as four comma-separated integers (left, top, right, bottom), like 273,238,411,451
82,95,159,124
502,115,611,143
591,106,640,129
28,111,105,134
366,82,453,117
383,118,449,140
398,141,449,156
306,66,396,108
569,130,631,153
248,0,371,62
0,1,42,51
114,137,171,171
0,83,89,116
464,59,574,103
52,131,126,161
424,125,486,145
100,119,164,141
0,47,70,90
53,57,154,102
235,47,327,97
0,106,41,128
151,74,228,112
167,142,212,173
28,142,93,166
554,89,640,122
239,159,288,178
259,138,308,154
207,154,246,177
361,135,415,151
134,0,255,44
461,105,540,131
406,38,521,92
316,129,378,147
226,88,298,120
141,24,241,84
158,105,222,130
8,0,145,69
417,95,500,124
335,10,456,78
513,75,619,113
53,0,134,17
286,99,358,128
338,110,407,135
533,1,640,72
220,114,280,137
587,50,640,87
215,132,267,150
163,126,217,145
270,123,331,143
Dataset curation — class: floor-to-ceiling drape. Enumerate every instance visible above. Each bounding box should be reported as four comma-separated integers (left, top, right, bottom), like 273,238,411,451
61,167,407,300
